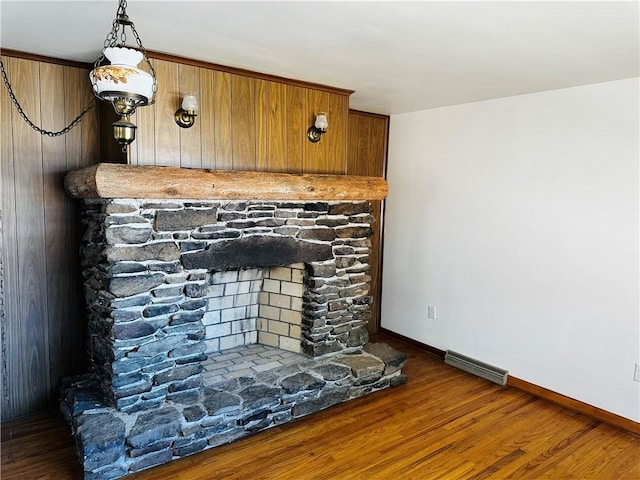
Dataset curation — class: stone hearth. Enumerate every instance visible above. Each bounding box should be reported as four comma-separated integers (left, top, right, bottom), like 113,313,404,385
61,165,406,480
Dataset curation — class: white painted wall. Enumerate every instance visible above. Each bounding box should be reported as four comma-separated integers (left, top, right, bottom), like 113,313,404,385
382,78,640,422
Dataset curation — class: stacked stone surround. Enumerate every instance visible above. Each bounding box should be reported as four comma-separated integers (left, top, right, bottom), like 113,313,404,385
62,197,407,480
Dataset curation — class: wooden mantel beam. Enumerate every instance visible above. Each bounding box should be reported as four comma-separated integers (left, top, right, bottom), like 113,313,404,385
64,163,388,201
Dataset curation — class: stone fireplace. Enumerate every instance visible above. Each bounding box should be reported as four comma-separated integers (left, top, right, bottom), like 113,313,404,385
61,164,406,480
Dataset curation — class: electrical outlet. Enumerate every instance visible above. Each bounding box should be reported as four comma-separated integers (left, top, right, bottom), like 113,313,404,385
427,305,437,320
634,363,640,382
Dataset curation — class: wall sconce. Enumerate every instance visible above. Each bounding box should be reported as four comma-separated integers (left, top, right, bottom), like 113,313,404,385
89,0,157,152
307,112,328,143
175,94,199,128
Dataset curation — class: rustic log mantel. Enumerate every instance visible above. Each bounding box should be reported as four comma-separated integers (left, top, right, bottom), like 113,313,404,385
64,163,388,201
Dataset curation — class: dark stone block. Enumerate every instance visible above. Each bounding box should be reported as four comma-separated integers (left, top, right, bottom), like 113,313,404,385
113,321,156,340
111,295,151,309
148,261,182,274
390,374,408,387
328,300,349,312
222,202,247,211
180,299,207,311
167,388,202,404
85,467,128,480
280,372,326,394
305,262,336,278
335,226,374,239
106,226,152,245
142,202,182,209
105,203,137,214
111,310,143,323
128,335,187,358
112,262,147,274
169,341,206,358
128,449,173,473
217,212,245,221
335,256,357,269
347,325,369,347
297,228,336,242
185,283,207,298
247,211,274,218
152,286,184,298
155,208,217,231
238,384,281,410
275,202,304,209
170,311,204,325
182,236,332,270
304,202,329,212
248,204,276,211
180,241,208,253
105,215,148,226
301,340,342,357
173,438,208,457
127,407,181,449
182,405,206,422
329,203,371,216
255,218,286,227
316,218,349,227
110,273,165,298
154,364,203,385
203,388,242,415
76,412,125,471
143,304,179,318
113,373,152,398
191,230,241,240
227,220,256,229
106,242,180,262
175,353,208,365
291,387,349,417
112,356,162,375
297,211,320,218
168,376,203,393
334,354,384,386
363,343,407,375
129,439,172,458
236,408,269,427
310,364,352,381
273,226,300,236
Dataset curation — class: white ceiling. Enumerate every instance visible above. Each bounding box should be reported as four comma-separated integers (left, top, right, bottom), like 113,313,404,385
1,1,638,115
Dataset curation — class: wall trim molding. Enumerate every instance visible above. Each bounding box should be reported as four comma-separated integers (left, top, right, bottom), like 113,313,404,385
349,109,390,120
147,50,354,96
0,49,91,69
379,328,446,359
379,328,640,436
507,376,640,436
0,48,354,97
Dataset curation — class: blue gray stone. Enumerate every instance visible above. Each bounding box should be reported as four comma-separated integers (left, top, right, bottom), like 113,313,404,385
127,407,181,449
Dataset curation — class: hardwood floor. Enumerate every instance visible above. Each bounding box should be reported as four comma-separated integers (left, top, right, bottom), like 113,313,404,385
2,335,639,479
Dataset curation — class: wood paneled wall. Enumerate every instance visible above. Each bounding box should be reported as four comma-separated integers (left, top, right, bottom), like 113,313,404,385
127,55,350,174
0,51,388,421
347,110,389,334
0,54,99,420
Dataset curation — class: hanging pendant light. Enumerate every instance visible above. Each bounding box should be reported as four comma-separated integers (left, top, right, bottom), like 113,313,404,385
90,0,157,152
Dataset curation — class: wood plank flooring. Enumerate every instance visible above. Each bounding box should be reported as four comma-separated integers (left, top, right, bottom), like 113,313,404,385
2,335,639,479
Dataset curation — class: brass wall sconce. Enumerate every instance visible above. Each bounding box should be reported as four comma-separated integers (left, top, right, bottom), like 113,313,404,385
175,94,199,128
307,112,328,143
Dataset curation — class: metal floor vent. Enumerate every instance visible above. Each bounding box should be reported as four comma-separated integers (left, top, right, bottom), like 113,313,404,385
444,350,508,386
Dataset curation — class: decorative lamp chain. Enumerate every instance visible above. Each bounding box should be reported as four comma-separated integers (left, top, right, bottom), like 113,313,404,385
0,58,95,137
